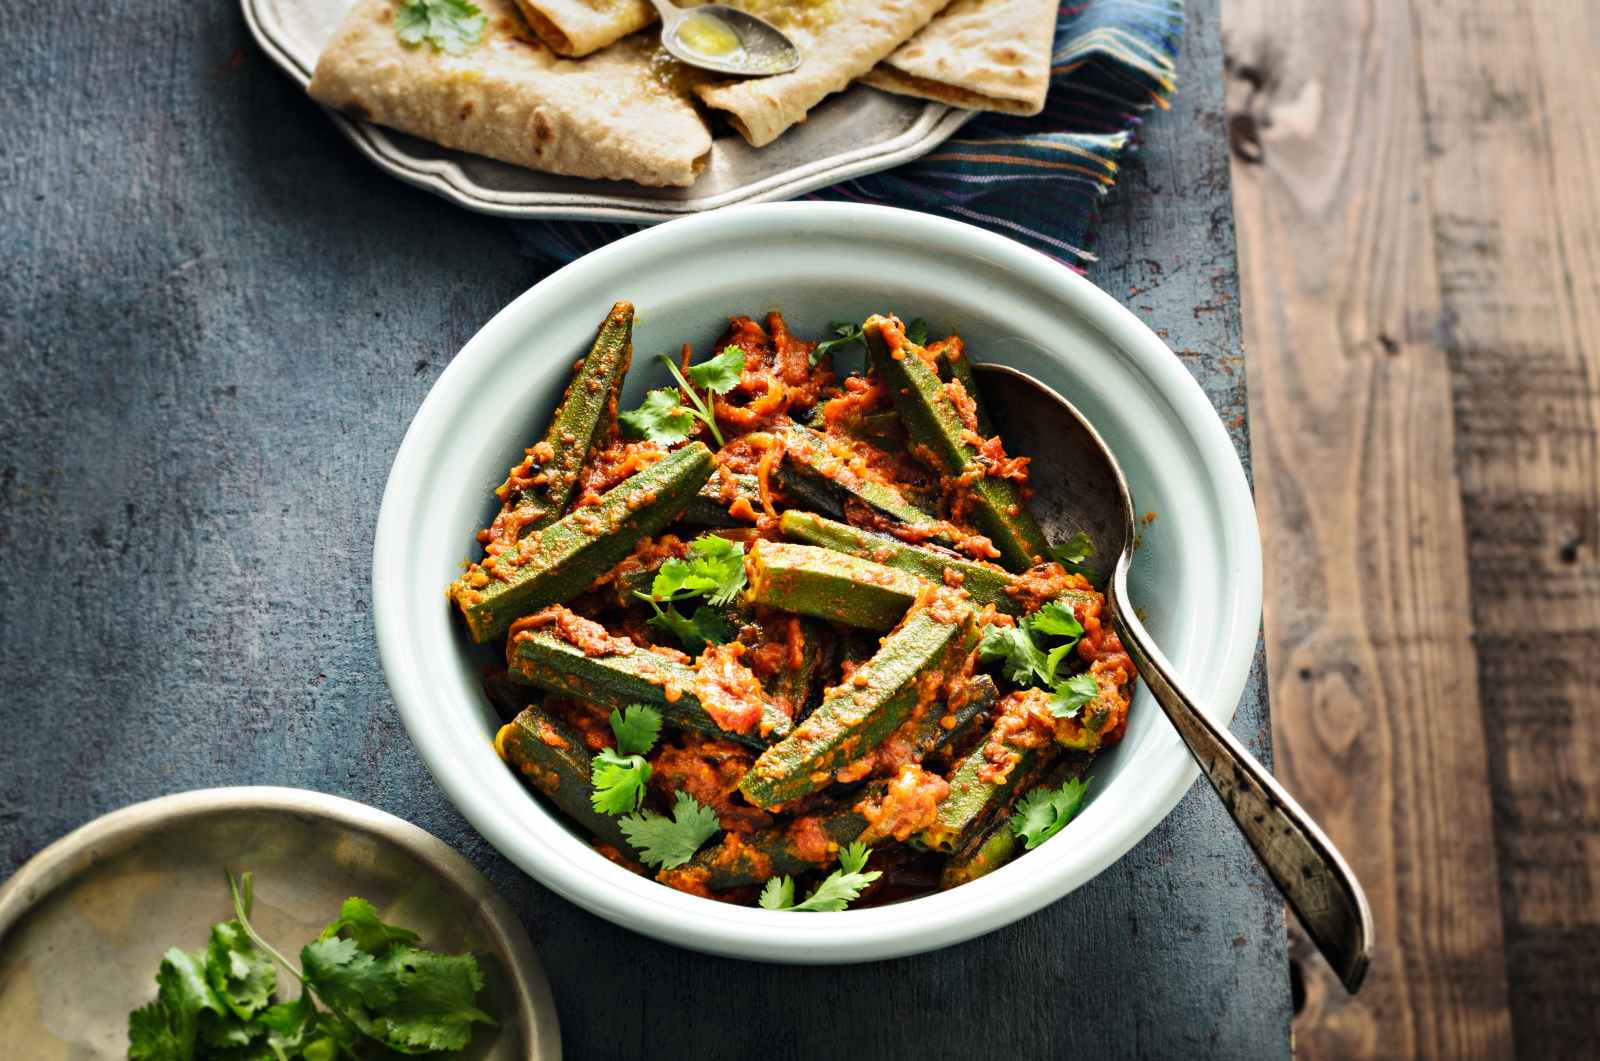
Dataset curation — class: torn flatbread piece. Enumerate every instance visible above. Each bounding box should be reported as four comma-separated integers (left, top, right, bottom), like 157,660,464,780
695,0,954,147
513,0,655,58
308,0,711,187
862,0,1057,116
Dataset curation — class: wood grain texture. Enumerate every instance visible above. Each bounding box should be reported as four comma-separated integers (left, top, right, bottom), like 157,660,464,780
1409,2,1600,1054
1222,0,1515,1057
0,2,1290,1058
1227,0,1600,1056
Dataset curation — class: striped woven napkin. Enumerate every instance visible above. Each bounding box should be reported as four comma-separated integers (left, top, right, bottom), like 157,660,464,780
514,0,1183,270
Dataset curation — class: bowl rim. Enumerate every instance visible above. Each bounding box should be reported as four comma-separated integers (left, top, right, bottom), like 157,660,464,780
372,201,1262,963
0,786,561,1058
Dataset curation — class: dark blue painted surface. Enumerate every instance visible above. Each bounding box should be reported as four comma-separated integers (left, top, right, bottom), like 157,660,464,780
0,1,1289,1057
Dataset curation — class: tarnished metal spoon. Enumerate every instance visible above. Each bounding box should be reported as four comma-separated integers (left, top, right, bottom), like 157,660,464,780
975,362,1375,994
648,0,801,77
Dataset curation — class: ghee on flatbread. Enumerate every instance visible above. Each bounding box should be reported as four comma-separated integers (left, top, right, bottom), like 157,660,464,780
696,0,956,147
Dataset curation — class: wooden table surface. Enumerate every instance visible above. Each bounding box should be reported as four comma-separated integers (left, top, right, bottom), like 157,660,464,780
0,2,1292,1057
1224,0,1600,1057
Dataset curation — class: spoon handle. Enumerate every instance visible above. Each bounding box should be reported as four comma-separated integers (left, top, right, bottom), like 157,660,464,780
646,0,683,26
1110,564,1374,992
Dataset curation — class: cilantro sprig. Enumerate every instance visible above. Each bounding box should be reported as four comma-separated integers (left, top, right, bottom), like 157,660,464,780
631,534,748,653
619,791,723,869
127,873,495,1059
758,841,882,912
1011,776,1091,849
620,346,745,446
1048,530,1098,583
395,0,485,54
810,317,927,366
590,704,663,814
979,599,1101,718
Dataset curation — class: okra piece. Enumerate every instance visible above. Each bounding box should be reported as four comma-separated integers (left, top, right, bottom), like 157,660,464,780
489,302,634,539
496,704,639,857
778,511,1021,614
740,593,977,808
931,338,992,436
508,628,790,747
865,317,1050,570
919,718,1060,852
940,814,1017,888
686,787,879,889
482,667,534,723
450,442,715,642
680,472,762,527
744,540,923,630
940,751,1089,886
778,421,942,532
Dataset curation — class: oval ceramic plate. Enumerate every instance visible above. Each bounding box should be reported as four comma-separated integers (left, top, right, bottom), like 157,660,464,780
371,202,1264,963
0,787,560,1059
241,0,971,222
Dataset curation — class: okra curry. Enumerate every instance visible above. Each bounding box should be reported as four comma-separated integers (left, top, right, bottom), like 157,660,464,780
452,301,1136,910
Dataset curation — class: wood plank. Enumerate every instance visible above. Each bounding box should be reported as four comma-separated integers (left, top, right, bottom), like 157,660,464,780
1221,0,1516,1056
1408,1,1600,1054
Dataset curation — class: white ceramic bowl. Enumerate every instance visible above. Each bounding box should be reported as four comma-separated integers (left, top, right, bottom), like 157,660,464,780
373,202,1261,963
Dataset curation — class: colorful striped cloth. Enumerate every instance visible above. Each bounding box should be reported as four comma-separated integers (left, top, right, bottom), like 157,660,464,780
513,0,1183,269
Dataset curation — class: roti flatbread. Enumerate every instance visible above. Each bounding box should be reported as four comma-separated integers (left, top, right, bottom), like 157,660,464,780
696,0,955,147
862,0,1056,115
512,0,655,58
308,0,711,187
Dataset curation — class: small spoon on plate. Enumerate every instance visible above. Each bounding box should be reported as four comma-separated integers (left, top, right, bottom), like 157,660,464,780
974,362,1375,994
648,0,802,77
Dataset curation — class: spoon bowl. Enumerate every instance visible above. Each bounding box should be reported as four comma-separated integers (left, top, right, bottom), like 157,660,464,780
975,362,1376,994
651,0,802,77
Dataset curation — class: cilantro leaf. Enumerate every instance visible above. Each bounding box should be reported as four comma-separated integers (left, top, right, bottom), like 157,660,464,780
764,842,882,912
1049,530,1095,567
375,946,496,1053
684,346,746,395
1011,777,1091,849
1028,600,1084,641
647,602,734,655
128,947,224,1060
905,318,929,346
258,995,321,1055
618,791,721,868
1047,672,1100,719
206,918,276,1020
689,535,748,606
758,875,795,911
811,321,864,365
317,896,421,954
300,936,395,1025
395,0,485,54
979,623,1049,686
619,387,696,445
1042,642,1076,685
609,704,663,758
590,747,652,814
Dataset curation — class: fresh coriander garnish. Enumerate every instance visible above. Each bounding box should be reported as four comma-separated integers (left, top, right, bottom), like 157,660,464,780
904,317,929,345
811,321,864,365
1011,776,1091,849
630,534,748,653
127,872,494,1059
978,598,1098,716
620,346,745,446
618,790,722,869
758,841,882,912
590,705,663,814
1048,530,1098,582
395,0,485,54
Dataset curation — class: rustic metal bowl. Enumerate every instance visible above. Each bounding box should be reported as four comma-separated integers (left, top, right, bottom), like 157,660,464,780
0,787,560,1059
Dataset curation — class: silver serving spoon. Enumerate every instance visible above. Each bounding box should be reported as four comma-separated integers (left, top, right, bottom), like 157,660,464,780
974,362,1374,993
648,0,801,77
